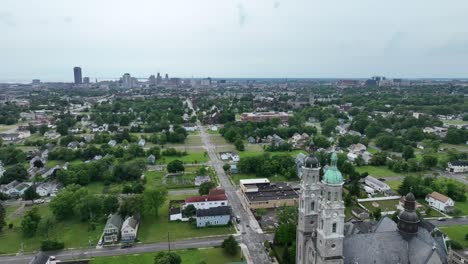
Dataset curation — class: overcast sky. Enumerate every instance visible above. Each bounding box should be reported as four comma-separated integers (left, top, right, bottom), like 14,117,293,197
1,0,468,82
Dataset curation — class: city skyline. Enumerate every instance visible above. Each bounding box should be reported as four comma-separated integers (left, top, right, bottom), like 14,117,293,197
2,0,468,81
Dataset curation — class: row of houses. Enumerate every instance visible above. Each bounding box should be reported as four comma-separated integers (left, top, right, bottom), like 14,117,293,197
102,214,140,244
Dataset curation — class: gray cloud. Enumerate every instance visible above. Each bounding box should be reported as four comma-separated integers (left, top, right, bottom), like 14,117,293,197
237,3,248,26
274,1,280,9
0,12,16,27
63,16,73,24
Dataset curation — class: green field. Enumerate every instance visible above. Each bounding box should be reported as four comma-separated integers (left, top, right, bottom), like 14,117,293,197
91,248,242,264
440,225,468,248
454,193,468,216
360,199,400,212
0,205,103,254
355,166,401,177
138,195,234,243
164,135,203,147
209,135,230,145
238,149,306,160
440,143,468,152
159,152,209,164
385,180,402,191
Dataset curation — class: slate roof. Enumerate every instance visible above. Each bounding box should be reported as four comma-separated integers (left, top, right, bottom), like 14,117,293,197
196,206,231,217
449,160,468,166
343,216,447,264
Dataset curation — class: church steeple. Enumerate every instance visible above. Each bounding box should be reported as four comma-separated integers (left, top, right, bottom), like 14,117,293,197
398,192,420,236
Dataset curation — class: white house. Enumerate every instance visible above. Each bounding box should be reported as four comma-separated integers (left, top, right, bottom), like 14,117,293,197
138,139,146,147
184,193,228,210
349,143,366,153
425,192,455,213
103,214,123,244
196,206,231,227
121,215,139,243
183,123,197,132
446,161,468,173
35,182,60,197
364,176,390,193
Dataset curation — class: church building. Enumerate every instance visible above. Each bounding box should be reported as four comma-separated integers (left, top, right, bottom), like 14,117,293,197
296,152,448,264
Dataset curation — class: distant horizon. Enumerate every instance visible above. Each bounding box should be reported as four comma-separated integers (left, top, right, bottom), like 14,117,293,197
2,76,468,84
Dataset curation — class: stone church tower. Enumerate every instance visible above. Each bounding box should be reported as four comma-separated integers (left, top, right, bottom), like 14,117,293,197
297,152,345,264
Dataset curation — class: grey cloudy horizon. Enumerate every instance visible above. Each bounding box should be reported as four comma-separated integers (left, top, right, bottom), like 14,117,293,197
1,0,468,82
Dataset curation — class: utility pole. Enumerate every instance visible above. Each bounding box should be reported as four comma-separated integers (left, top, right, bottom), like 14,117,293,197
167,232,171,252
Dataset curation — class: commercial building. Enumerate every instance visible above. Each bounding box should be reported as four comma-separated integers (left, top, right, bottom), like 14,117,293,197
196,206,231,227
240,179,298,209
73,67,82,84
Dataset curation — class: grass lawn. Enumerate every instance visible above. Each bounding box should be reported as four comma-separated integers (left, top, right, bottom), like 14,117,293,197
209,135,230,145
440,225,468,248
159,152,209,164
440,143,468,152
244,144,263,152
238,149,306,160
367,147,378,154
164,135,203,147
454,193,468,216
360,199,400,212
138,195,234,243
385,180,402,191
355,166,401,177
0,205,103,254
91,248,242,264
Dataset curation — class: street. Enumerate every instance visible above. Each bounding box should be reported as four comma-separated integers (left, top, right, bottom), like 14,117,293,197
0,236,235,264
197,120,271,264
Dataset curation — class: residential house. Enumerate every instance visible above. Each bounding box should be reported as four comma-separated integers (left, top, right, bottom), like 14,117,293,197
108,140,117,147
348,143,366,153
446,161,468,173
229,164,238,174
103,214,123,244
0,133,19,142
121,215,140,243
147,154,156,164
364,176,391,193
194,175,211,186
3,182,33,197
183,123,197,132
185,193,228,210
196,206,231,227
425,192,455,213
36,182,60,197
67,141,79,150
352,207,370,220
138,139,146,147
44,130,60,140
247,136,256,144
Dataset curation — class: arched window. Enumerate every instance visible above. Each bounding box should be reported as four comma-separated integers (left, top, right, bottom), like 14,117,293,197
310,201,315,211
332,223,337,233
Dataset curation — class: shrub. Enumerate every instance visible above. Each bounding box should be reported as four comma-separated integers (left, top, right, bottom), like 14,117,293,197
41,239,65,251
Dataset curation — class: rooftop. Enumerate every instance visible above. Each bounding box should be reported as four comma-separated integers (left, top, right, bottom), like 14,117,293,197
196,206,231,217
245,182,298,202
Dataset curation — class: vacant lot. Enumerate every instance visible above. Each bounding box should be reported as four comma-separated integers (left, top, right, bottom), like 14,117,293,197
91,248,242,264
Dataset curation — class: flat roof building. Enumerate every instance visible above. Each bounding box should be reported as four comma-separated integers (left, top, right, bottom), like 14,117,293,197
240,112,291,123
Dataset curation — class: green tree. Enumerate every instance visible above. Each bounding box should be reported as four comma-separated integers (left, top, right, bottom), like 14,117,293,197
372,208,382,221
167,160,184,173
182,204,196,217
102,195,119,215
313,135,331,149
23,186,40,203
154,251,182,264
49,185,88,220
402,146,415,160
234,138,245,151
0,203,5,232
221,235,239,256
321,118,338,136
422,155,438,168
37,216,54,239
21,207,41,237
198,181,216,195
119,195,144,217
1,164,28,184
143,188,168,217
282,245,292,264
222,163,230,172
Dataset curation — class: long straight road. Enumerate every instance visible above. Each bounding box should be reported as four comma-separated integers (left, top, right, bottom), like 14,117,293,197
197,120,271,264
0,236,234,264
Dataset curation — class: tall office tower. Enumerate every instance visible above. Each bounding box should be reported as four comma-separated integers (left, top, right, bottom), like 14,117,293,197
148,75,156,86
73,67,82,84
164,73,169,83
156,72,162,84
83,77,90,85
122,73,132,89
